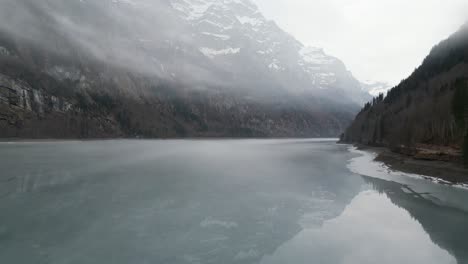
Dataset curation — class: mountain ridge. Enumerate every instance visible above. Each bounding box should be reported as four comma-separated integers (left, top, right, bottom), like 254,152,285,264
0,0,369,138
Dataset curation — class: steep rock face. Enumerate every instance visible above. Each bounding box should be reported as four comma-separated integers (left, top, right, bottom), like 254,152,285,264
0,73,123,138
0,0,367,138
342,24,468,162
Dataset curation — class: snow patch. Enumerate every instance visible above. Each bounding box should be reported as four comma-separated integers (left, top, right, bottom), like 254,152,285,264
111,0,137,5
200,47,240,58
201,32,231,40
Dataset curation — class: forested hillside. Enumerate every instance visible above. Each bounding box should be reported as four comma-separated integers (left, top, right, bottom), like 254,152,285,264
341,23,468,163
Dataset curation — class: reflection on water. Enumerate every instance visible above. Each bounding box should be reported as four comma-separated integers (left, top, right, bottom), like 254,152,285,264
363,176,468,264
0,140,467,264
261,189,456,264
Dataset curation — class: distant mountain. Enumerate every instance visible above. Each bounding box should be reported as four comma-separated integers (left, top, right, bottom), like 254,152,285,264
0,0,369,138
342,23,468,163
360,80,391,97
170,0,369,103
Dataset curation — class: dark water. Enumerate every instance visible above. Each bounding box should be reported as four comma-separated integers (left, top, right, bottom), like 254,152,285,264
0,139,467,264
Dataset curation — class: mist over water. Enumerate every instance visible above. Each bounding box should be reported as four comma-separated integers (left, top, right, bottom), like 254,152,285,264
0,140,467,264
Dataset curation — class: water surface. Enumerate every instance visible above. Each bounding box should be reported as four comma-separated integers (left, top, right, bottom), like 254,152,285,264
0,139,467,264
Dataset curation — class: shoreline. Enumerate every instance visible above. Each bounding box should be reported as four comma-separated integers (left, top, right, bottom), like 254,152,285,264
0,137,339,142
0,138,340,145
357,145,468,186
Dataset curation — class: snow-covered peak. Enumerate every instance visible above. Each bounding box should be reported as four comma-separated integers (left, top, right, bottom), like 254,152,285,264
361,80,392,96
131,0,367,101
111,0,137,5
199,47,240,58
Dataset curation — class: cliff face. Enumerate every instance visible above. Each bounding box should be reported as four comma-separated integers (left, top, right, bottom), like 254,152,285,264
0,69,356,139
342,24,468,162
0,72,123,138
0,40,356,138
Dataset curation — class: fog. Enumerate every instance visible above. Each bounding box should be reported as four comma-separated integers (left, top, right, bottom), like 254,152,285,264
0,0,371,105
0,0,222,84
1,0,466,94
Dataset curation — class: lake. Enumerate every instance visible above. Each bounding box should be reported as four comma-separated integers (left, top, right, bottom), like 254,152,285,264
0,139,467,264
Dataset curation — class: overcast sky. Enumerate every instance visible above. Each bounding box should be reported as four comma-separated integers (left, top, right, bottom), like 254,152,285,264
253,0,468,86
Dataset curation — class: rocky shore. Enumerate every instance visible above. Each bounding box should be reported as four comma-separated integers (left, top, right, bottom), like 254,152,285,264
363,145,468,185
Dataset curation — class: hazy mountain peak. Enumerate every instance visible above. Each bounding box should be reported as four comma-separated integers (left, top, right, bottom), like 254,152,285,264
360,80,392,96
165,0,370,103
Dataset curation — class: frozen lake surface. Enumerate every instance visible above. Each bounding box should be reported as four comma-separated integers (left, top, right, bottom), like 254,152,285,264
1,139,467,264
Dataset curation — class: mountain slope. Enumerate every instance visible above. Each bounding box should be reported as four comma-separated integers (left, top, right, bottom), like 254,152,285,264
0,0,368,138
169,0,369,103
341,23,468,162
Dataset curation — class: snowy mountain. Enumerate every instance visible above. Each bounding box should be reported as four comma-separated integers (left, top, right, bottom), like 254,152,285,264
167,0,369,103
0,0,371,138
360,80,392,97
